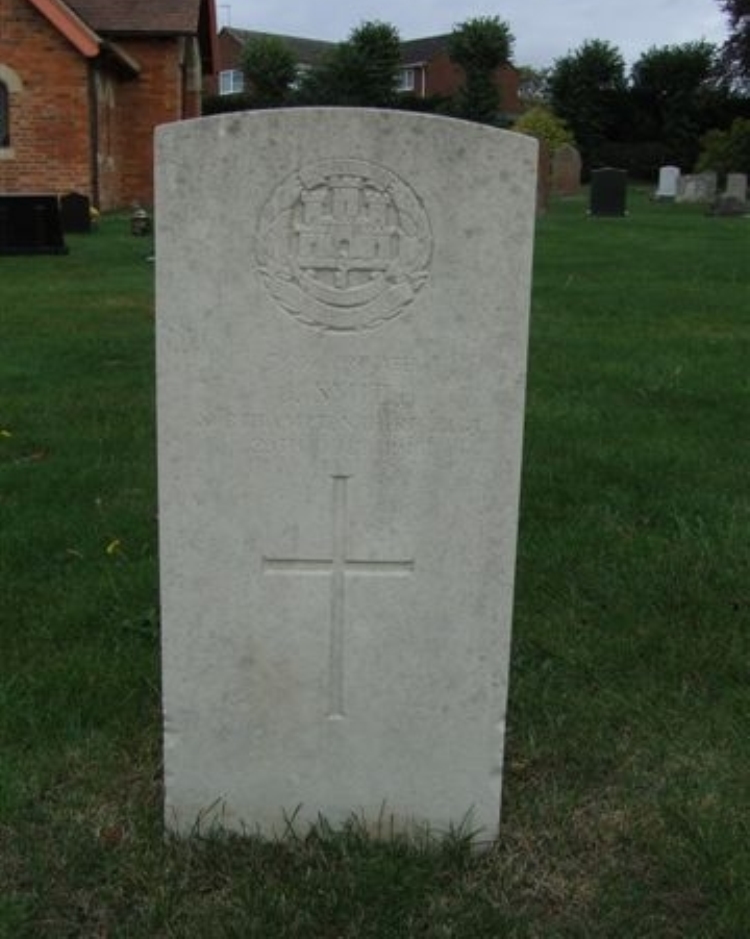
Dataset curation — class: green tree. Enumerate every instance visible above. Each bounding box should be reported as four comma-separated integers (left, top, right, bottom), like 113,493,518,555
513,105,575,150
298,21,401,107
719,0,750,87
630,42,718,167
548,40,628,167
696,116,750,174
448,16,514,123
240,35,297,107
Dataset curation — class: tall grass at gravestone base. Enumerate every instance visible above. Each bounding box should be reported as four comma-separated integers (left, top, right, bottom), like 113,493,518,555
1,195,748,937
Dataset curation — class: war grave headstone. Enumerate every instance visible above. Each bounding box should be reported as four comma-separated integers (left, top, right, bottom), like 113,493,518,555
59,191,91,233
551,143,582,196
589,168,627,217
655,165,680,201
0,193,67,254
156,109,537,842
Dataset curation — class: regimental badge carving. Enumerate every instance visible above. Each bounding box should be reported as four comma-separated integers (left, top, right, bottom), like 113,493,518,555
256,159,432,332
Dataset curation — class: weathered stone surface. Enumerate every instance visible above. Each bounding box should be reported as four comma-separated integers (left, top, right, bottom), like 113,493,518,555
156,109,537,841
551,143,582,196
655,165,680,200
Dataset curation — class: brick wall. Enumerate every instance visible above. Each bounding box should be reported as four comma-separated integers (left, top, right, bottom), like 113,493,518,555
0,0,92,197
424,51,521,116
0,0,200,210
105,37,186,209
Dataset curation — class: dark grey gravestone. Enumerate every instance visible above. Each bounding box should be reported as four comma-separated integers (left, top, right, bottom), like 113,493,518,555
589,168,627,217
0,194,68,254
60,192,91,233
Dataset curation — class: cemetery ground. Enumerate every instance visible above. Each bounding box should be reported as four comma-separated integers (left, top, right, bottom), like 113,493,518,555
1,194,748,938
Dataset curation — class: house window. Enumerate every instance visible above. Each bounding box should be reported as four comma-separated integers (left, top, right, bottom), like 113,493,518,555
397,68,416,93
219,69,245,95
0,82,9,147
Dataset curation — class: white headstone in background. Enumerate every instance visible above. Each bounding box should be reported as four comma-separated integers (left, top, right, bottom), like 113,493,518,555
655,165,680,200
156,109,537,841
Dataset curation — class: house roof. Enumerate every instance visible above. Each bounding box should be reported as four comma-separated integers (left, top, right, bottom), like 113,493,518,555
222,27,335,67
399,34,452,66
65,0,204,35
24,0,216,73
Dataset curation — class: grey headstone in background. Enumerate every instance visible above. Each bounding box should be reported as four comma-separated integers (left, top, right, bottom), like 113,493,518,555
677,171,718,203
156,109,537,842
724,173,748,204
655,165,680,200
589,168,627,217
551,143,582,196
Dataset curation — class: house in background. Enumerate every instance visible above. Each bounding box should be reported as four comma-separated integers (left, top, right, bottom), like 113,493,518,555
214,27,521,119
214,27,333,96
399,35,521,119
0,0,217,209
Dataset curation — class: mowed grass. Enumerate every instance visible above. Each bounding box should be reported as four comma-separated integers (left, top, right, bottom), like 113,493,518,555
1,194,749,937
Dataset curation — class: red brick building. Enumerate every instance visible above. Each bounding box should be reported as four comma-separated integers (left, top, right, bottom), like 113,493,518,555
398,35,520,118
0,0,217,209
214,28,521,119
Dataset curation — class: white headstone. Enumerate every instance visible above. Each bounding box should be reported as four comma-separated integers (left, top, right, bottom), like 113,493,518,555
156,109,537,841
724,172,748,203
655,165,680,200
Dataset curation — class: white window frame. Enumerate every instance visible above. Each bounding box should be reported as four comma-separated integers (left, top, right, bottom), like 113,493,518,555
396,68,416,93
219,69,245,95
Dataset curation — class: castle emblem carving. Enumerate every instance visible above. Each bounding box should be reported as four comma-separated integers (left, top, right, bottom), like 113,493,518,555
256,159,432,331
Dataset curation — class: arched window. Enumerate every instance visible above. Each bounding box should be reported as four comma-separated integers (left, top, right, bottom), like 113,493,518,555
0,82,9,147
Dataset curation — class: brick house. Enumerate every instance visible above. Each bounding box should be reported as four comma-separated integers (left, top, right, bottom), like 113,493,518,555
398,35,520,118
214,27,333,96
0,0,217,210
214,27,521,118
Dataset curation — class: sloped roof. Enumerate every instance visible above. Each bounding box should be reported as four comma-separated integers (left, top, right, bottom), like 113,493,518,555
223,27,335,66
66,0,203,34
399,34,452,66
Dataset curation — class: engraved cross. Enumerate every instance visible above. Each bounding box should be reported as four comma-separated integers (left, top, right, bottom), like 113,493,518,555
262,475,414,719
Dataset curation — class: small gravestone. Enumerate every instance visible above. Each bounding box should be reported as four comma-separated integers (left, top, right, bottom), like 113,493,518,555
156,109,537,841
589,168,627,217
0,194,67,254
551,143,582,196
655,165,680,200
59,191,91,233
677,171,718,203
724,173,747,204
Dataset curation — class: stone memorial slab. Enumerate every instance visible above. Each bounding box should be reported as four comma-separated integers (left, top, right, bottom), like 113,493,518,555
156,109,537,841
589,167,627,216
655,165,680,200
551,143,582,196
0,194,67,254
724,173,747,203
677,171,718,203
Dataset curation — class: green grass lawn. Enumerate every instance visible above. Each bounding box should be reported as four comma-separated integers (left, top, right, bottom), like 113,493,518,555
1,195,749,937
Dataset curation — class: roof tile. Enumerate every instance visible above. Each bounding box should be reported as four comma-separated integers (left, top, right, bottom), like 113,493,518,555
65,0,202,34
